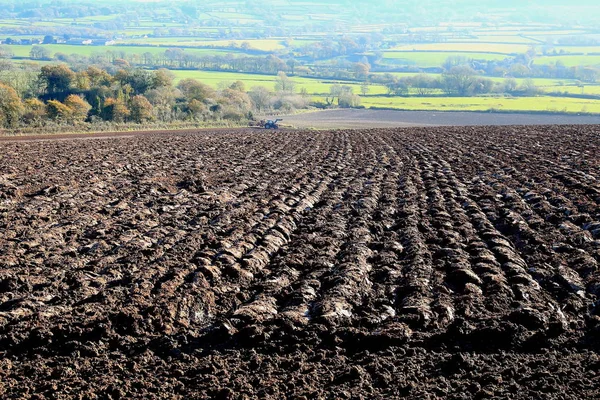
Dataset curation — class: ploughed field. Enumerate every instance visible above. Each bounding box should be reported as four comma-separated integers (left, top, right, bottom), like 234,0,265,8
1,126,600,399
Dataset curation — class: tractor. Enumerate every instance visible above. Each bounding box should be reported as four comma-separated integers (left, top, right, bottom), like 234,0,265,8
264,119,282,129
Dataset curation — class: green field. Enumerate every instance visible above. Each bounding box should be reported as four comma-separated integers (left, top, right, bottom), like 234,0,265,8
381,51,509,67
117,38,288,51
390,43,530,54
172,70,600,99
534,55,600,67
170,70,389,95
8,44,241,58
542,85,600,95
457,35,538,44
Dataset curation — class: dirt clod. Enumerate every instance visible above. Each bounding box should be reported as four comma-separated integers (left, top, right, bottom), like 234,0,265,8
1,126,599,398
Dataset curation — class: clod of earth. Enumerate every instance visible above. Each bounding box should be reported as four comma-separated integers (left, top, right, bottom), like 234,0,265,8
0,126,599,399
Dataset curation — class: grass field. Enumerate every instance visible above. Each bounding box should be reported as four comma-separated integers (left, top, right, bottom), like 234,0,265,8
390,43,531,54
550,46,600,55
534,55,600,67
116,38,288,51
7,44,241,58
487,77,582,87
455,35,538,44
168,70,600,114
170,70,389,94
542,85,600,95
475,29,586,36
381,51,509,67
172,70,600,100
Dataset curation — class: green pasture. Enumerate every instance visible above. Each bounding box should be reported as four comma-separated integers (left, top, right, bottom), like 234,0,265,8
120,30,155,36
172,71,598,99
369,74,584,92
542,85,600,96
73,15,119,22
534,55,600,67
549,46,600,55
457,35,538,44
117,38,288,51
170,70,388,95
369,72,426,79
0,20,27,27
8,44,241,58
390,43,530,54
486,77,581,87
206,12,261,21
474,29,585,36
381,51,508,67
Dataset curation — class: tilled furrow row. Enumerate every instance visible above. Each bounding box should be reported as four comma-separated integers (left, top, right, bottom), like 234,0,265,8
311,163,384,327
435,145,579,332
208,133,355,329
393,157,436,329
459,147,599,311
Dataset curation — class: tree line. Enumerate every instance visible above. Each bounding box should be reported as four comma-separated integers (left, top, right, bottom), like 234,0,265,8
372,67,543,97
0,63,309,130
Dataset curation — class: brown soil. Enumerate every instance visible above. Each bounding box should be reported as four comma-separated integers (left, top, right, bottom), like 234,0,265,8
0,127,240,142
1,126,600,399
280,109,600,129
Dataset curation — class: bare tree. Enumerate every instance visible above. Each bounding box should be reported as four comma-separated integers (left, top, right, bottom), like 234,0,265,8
275,71,296,94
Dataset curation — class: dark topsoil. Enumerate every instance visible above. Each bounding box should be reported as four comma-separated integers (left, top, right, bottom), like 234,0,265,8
1,126,600,399
280,109,600,129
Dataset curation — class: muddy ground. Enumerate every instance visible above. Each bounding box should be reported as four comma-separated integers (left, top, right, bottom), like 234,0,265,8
280,109,600,129
1,126,600,399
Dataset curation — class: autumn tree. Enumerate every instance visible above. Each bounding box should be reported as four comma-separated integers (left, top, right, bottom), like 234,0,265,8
286,58,298,75
74,71,91,91
220,88,252,113
0,83,23,128
113,59,130,69
129,95,154,123
152,69,175,89
115,68,154,95
64,95,91,122
0,46,14,59
39,64,76,95
86,66,113,87
503,78,518,93
145,86,180,122
177,79,215,103
22,98,47,124
187,99,208,119
330,85,360,108
229,80,246,92
1,63,43,98
102,98,130,122
46,99,73,122
509,63,529,78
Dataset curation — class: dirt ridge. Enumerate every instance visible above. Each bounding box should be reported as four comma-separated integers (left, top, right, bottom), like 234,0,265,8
1,126,600,399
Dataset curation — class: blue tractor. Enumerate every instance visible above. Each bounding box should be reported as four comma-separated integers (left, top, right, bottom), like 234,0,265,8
264,119,282,129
